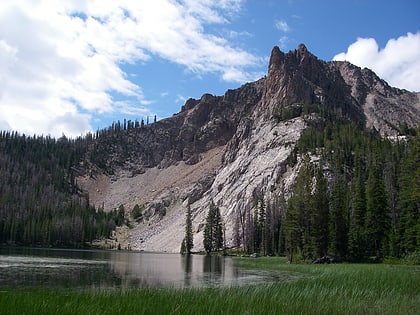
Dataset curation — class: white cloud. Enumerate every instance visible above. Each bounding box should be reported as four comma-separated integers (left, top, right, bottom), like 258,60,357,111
333,32,420,92
222,68,264,83
278,36,289,49
275,19,290,49
275,20,290,33
176,95,188,104
0,0,260,137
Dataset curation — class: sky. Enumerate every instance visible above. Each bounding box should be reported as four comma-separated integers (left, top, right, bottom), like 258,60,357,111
0,0,419,138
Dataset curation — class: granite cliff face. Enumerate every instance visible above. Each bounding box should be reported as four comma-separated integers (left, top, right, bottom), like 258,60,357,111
79,45,420,252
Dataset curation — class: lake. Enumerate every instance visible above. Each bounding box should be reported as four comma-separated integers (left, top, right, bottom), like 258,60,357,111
0,247,283,289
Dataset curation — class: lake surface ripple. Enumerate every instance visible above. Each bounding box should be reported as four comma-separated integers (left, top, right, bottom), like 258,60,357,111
0,247,290,289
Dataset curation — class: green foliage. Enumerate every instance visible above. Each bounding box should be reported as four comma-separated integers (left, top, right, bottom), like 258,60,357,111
365,158,389,259
281,114,420,262
348,155,367,261
181,205,194,254
285,157,334,262
0,132,124,247
131,204,144,222
328,173,349,259
273,103,331,123
285,155,313,262
404,250,420,265
396,128,420,255
253,196,266,254
310,167,329,258
273,104,302,122
203,201,223,254
2,259,419,315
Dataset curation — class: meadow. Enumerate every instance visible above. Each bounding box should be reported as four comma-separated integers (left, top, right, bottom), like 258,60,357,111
1,257,419,315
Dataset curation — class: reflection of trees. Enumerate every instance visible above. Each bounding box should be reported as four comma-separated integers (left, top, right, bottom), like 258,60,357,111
182,254,193,273
203,255,222,273
202,255,224,286
181,254,193,286
0,249,277,289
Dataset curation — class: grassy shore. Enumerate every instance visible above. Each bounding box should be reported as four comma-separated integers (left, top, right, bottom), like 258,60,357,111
1,257,419,315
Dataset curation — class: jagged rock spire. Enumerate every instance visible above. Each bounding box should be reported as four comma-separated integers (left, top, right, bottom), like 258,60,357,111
268,46,285,73
297,43,307,53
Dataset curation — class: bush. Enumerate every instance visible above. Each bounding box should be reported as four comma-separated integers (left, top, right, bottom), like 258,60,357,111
404,250,420,265
273,104,302,122
131,204,144,222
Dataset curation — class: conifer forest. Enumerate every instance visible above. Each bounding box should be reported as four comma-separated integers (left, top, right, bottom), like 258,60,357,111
0,108,419,261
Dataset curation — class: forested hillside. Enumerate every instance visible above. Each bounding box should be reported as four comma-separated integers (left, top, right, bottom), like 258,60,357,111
0,131,124,246
0,45,419,260
0,114,418,259
239,108,420,261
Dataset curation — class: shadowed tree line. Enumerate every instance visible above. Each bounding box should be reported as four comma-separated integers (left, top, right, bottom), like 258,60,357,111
0,131,124,246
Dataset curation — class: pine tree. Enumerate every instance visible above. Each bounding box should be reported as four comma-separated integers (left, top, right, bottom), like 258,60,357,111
396,129,420,255
203,200,223,254
365,157,389,260
183,205,194,254
253,197,266,254
285,155,312,261
348,155,367,261
311,167,329,259
214,206,223,251
328,173,349,259
274,195,287,256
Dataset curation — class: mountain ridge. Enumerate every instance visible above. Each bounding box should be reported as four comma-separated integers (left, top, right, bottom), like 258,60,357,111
1,44,419,257
77,44,419,253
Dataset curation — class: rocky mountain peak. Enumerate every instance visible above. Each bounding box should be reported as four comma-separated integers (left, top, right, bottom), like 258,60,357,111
268,46,285,73
262,44,420,133
78,44,419,252
295,43,311,61
268,43,313,73
297,43,308,53
262,44,335,119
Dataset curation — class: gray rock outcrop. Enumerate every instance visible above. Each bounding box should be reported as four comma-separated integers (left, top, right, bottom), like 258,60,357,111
79,44,420,252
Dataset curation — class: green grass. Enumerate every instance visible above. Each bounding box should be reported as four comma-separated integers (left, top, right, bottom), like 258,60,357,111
1,257,419,315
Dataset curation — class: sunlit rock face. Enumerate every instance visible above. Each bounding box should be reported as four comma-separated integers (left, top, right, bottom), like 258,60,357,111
79,45,420,252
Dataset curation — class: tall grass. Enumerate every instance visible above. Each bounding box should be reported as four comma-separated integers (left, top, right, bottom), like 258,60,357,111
1,258,419,314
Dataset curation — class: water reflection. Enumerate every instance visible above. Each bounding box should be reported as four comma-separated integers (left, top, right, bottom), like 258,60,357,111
0,247,286,289
182,254,192,286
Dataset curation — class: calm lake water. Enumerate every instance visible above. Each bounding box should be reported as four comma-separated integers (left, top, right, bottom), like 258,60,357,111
0,247,284,289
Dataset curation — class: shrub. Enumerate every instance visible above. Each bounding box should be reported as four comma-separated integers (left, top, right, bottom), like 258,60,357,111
131,204,144,222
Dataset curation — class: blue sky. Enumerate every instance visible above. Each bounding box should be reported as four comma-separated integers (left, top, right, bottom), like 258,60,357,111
0,0,419,137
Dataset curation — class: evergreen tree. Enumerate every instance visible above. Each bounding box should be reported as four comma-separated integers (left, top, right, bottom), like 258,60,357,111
203,200,223,254
311,167,329,258
182,205,194,254
253,196,266,254
214,204,224,251
365,158,389,260
348,155,367,260
285,155,312,261
131,204,143,222
276,195,287,256
329,173,349,259
397,128,420,255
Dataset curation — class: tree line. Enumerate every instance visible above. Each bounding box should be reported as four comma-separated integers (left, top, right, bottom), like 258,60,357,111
0,131,124,247
182,108,418,261
232,113,419,261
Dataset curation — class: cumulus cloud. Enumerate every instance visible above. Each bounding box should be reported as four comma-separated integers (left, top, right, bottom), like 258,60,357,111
333,32,420,92
278,36,289,49
275,19,291,50
0,0,260,137
275,20,290,33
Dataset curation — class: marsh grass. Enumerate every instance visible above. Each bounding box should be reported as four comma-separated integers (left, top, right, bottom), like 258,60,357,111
1,257,419,314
